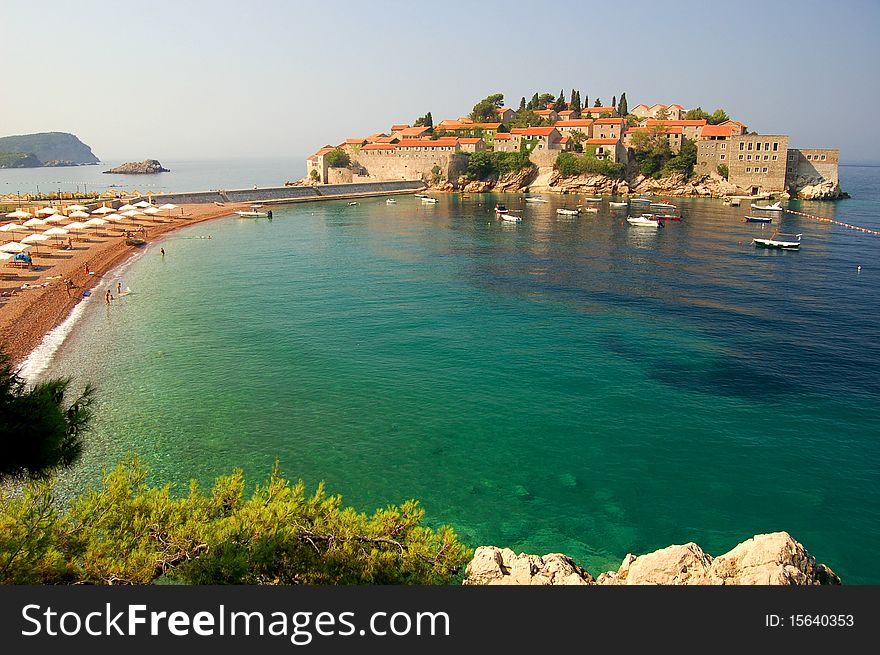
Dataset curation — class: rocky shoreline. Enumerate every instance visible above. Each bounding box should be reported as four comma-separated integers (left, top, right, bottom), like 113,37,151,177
430,169,847,200
463,532,840,585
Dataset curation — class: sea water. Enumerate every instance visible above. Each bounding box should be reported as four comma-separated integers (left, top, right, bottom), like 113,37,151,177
36,166,880,583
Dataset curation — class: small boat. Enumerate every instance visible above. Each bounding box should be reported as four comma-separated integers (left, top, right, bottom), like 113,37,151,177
609,201,628,208
556,208,579,215
629,197,651,204
627,216,660,227
655,214,683,221
524,197,548,203
495,204,510,215
752,201,783,211
126,237,147,246
744,215,773,223
501,214,522,223
386,198,397,204
729,198,741,207
235,210,268,217
584,197,603,202
581,207,599,213
421,197,439,204
753,232,801,250
650,202,677,210
348,201,358,206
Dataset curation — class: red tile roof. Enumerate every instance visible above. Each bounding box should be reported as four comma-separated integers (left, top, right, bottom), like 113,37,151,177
557,110,575,116
494,133,513,140
646,119,707,127
700,124,738,138
583,107,617,114
391,124,410,131
559,135,570,144
396,138,459,148
626,126,683,134
361,143,397,151
373,136,398,143
436,121,501,130
366,133,389,143
345,138,367,144
314,146,335,156
400,126,432,137
511,126,558,137
458,138,482,144
495,107,513,114
586,138,619,145
593,118,625,125
534,109,556,116
555,119,593,127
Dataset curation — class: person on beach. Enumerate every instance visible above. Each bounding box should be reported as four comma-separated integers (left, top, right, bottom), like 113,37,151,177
85,264,91,275
64,279,72,297
117,282,122,295
160,247,165,256
105,289,113,304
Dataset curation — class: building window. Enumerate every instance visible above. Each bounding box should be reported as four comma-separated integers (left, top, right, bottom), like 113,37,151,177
773,142,779,151
787,167,793,173
740,142,745,150
747,155,752,160
763,167,768,172
821,154,826,161
764,155,769,161
748,142,753,150
772,155,778,161
720,143,726,149
739,154,744,160
720,154,726,160
788,153,794,161
746,167,751,172
807,154,812,160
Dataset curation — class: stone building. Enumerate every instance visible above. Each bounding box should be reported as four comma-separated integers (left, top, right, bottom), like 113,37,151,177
457,137,486,153
644,119,707,142
592,118,625,140
585,138,626,163
583,106,619,118
492,132,519,152
726,134,790,194
785,148,839,190
495,107,516,123
623,126,683,154
510,126,563,152
351,138,467,183
556,110,575,121
306,145,336,183
553,119,593,137
534,109,558,123
631,103,685,120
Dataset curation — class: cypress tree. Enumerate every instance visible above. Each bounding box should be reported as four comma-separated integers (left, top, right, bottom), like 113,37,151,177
594,97,602,107
425,111,433,128
556,89,566,110
612,95,616,109
519,96,526,112
618,92,628,117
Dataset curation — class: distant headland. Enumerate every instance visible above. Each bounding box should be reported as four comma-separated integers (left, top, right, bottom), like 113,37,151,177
103,159,170,174
0,132,99,168
303,90,844,200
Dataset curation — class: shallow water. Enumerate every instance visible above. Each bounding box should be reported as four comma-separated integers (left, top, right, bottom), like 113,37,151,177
39,166,880,582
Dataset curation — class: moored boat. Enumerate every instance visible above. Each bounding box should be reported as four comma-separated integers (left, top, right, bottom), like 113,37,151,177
386,198,397,204
655,214,682,221
501,213,522,222
556,208,579,215
609,201,628,208
752,201,783,211
524,196,548,203
744,215,772,223
753,231,801,249
495,204,510,215
627,216,660,227
629,197,651,205
421,197,439,204
650,202,677,210
584,197,603,202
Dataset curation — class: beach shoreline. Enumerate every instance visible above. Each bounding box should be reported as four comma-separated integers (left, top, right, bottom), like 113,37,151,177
0,203,249,368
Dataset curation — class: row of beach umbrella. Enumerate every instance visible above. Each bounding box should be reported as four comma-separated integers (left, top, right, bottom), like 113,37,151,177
1,201,179,257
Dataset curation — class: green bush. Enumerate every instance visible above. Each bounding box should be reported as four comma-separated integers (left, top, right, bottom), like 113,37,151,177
465,151,533,181
717,163,729,179
555,151,624,177
324,148,350,168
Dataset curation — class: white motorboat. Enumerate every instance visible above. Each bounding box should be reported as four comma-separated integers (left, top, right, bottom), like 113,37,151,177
584,197,603,202
236,205,270,217
627,216,660,227
581,207,599,213
421,197,439,204
524,197,548,203
753,231,801,249
386,198,397,204
629,197,651,204
650,202,677,210
501,214,522,222
556,208,579,215
744,215,773,223
609,201,628,208
752,201,783,211
348,201,358,206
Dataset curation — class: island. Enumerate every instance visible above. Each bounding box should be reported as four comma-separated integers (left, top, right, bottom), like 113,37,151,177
0,131,99,168
103,159,170,174
302,90,844,200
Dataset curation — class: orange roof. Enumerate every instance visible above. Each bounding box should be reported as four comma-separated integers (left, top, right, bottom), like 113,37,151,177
457,117,474,123
534,109,556,116
593,118,625,125
400,126,432,137
700,124,738,138
458,138,482,144
396,138,459,148
633,104,650,110
436,122,500,130
721,120,747,128
373,136,398,143
626,126,683,134
494,133,513,140
668,104,685,110
511,126,558,136
559,135,570,143
495,107,513,114
586,138,618,145
390,124,410,131
361,143,397,151
555,119,593,127
584,107,617,114
365,133,389,143
557,110,574,116
345,138,366,144
313,146,335,157
646,119,707,127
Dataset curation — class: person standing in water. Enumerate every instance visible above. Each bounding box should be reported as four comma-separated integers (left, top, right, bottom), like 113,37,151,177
116,282,122,295
105,289,113,304
160,247,165,256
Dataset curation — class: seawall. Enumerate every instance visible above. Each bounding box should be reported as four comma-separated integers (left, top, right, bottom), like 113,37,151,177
146,180,426,206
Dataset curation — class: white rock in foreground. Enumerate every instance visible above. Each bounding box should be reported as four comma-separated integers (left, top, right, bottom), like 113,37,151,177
464,532,840,585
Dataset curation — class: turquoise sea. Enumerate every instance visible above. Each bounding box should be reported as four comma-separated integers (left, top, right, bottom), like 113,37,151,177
32,165,880,583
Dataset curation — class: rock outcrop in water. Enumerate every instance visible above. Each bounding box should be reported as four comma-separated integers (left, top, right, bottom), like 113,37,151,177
463,532,840,585
104,159,170,174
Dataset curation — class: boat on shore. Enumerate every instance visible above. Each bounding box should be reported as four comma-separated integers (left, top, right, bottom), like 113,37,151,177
752,201,783,211
744,215,773,223
753,231,801,249
627,216,660,227
556,208,579,215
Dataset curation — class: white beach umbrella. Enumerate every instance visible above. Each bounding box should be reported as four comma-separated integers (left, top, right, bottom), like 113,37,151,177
22,217,47,229
21,233,49,243
121,210,144,217
0,222,22,233
64,204,88,212
43,227,69,236
158,203,177,210
103,213,125,222
0,252,13,261
134,200,153,208
92,206,115,215
5,210,31,219
64,222,88,230
142,206,161,215
84,217,108,226
43,214,66,223
0,241,30,253
37,207,60,215
68,210,90,219
117,204,138,211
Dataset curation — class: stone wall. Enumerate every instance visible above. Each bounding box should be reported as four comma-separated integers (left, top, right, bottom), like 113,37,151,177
726,134,789,193
528,148,561,168
327,167,353,184
147,181,425,205
352,151,468,183
785,148,839,190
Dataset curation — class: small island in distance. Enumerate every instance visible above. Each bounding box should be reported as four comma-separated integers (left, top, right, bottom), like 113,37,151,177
0,131,99,168
103,159,170,174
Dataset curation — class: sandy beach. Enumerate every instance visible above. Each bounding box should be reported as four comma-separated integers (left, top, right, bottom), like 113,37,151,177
0,202,255,367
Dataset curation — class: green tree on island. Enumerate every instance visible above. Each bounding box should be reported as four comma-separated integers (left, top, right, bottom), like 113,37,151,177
571,90,582,118
685,107,730,125
594,97,603,107
519,96,527,112
413,111,433,128
470,93,504,123
537,93,555,110
0,350,95,482
325,148,350,168
618,92,628,117
555,89,566,111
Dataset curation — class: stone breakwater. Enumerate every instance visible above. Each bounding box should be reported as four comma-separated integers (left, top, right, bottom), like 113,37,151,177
463,532,840,585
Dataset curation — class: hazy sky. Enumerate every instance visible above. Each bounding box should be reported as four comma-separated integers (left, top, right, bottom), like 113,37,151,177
2,0,878,162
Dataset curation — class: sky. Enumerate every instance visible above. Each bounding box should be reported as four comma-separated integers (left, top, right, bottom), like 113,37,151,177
1,0,879,163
